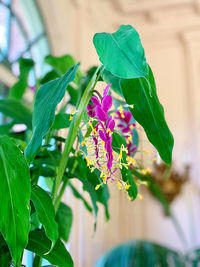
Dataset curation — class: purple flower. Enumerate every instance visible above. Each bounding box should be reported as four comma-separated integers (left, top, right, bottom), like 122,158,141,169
87,84,114,170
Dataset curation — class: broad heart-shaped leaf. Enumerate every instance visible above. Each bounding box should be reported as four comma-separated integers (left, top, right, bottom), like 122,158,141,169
0,98,32,128
26,230,73,267
0,136,31,265
93,25,148,79
121,66,174,165
55,202,72,242
25,64,79,163
9,58,34,99
31,185,58,248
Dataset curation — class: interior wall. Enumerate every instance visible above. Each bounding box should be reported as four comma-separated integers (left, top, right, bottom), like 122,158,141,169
38,1,200,266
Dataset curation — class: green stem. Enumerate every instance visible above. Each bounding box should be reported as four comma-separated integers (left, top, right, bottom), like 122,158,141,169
52,65,102,204
54,179,68,212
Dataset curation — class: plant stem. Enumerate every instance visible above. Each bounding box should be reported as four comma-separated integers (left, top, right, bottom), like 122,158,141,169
54,179,68,212
52,65,102,204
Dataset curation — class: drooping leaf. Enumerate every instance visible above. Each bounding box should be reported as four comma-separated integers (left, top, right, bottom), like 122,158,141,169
121,66,174,165
25,64,79,163
31,185,58,248
67,156,110,221
0,136,31,265
55,202,73,242
93,25,148,79
52,113,71,130
26,230,73,267
68,182,92,213
45,54,82,84
9,58,34,99
95,240,184,267
0,98,32,128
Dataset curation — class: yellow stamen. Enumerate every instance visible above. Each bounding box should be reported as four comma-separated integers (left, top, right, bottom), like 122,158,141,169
95,184,101,190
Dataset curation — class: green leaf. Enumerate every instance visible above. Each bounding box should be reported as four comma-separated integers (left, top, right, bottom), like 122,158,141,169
0,98,32,128
101,69,123,97
121,66,174,165
0,234,12,267
9,58,34,99
55,202,73,242
67,85,79,106
25,64,79,163
93,25,148,79
45,54,82,84
0,136,31,265
26,230,73,267
0,121,14,135
95,240,184,267
67,156,110,221
31,185,58,248
40,70,60,84
52,113,71,130
68,182,92,213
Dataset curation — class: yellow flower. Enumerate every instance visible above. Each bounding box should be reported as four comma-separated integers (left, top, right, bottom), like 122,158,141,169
125,183,131,190
95,184,101,190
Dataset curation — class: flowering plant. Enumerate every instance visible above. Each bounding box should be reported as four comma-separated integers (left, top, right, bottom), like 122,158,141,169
0,25,173,266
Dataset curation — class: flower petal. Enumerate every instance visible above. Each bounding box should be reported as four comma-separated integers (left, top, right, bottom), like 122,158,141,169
95,106,108,122
99,130,107,142
91,96,101,107
102,95,112,112
103,84,112,96
124,111,132,123
107,119,115,132
87,104,94,111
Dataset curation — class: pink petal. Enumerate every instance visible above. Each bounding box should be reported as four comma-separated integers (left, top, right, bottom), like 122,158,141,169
103,84,112,96
102,95,112,112
99,130,107,142
95,106,108,122
87,104,94,111
124,111,132,123
91,96,101,107
107,119,115,132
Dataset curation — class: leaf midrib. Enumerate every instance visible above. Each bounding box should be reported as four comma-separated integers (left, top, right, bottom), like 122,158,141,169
109,33,145,78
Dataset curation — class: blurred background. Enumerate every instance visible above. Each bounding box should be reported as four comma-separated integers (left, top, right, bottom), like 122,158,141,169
1,0,200,266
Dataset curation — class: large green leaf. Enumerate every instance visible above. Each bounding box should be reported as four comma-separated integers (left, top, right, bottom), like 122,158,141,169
0,98,32,128
26,230,73,267
55,202,73,242
25,64,79,163
121,66,174,165
31,185,58,248
93,25,148,79
95,240,184,267
0,136,31,265
9,58,34,99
